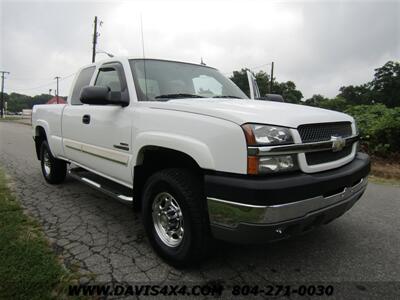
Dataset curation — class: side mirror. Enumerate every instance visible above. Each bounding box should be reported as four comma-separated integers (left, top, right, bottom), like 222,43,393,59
80,86,128,106
80,86,109,105
256,94,285,102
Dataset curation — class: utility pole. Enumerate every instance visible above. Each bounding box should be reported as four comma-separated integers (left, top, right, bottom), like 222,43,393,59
92,16,99,63
0,71,10,118
54,76,60,104
269,62,274,93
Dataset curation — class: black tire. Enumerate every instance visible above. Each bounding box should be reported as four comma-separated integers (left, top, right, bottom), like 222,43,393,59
142,168,211,267
40,140,67,184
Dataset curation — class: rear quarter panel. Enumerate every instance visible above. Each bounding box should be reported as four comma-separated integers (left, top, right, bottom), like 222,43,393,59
32,104,67,157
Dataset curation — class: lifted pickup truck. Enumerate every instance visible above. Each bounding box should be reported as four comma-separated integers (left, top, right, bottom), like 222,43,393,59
32,57,370,266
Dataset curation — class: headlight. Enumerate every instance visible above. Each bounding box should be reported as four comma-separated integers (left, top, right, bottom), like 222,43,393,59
259,155,297,173
242,123,298,175
248,155,298,174
242,124,294,145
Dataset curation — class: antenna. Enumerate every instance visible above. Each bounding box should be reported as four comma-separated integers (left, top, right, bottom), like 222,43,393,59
140,14,148,99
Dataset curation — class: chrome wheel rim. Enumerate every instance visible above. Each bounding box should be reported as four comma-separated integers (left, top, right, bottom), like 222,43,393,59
152,192,184,247
43,151,51,176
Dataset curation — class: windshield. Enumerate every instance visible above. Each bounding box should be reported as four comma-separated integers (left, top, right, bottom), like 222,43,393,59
129,59,248,101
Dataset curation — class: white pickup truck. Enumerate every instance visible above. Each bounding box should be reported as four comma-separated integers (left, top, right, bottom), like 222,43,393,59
32,57,370,266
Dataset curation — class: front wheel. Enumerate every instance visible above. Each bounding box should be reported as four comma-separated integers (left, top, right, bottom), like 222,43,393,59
40,140,67,184
141,168,211,267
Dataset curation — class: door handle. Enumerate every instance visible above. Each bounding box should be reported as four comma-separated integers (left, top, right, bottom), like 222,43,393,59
82,114,91,124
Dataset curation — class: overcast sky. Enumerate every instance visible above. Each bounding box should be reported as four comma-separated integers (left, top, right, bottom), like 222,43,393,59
1,0,399,99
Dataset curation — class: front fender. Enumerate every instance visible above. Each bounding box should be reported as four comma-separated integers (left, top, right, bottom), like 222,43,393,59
133,131,215,170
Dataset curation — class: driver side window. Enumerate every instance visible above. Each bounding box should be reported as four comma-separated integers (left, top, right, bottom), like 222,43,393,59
95,69,121,92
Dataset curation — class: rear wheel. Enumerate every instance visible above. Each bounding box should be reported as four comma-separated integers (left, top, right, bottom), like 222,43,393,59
142,168,211,267
40,140,67,184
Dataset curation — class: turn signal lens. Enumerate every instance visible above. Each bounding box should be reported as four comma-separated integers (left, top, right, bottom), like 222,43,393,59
247,156,259,175
242,124,257,145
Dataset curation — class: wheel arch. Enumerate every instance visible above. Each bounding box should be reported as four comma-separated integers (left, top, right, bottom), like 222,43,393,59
34,125,48,160
133,145,206,208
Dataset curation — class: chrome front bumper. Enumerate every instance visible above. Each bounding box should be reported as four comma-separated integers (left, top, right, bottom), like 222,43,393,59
207,177,368,229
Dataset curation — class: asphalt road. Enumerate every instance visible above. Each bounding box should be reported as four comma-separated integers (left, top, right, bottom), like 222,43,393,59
0,121,399,299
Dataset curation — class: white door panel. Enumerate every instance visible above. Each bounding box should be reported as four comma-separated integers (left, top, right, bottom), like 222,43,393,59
62,105,133,185
62,105,87,164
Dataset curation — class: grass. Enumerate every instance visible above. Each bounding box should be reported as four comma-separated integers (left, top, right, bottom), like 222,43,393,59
0,169,81,300
370,156,400,181
368,175,400,187
368,154,400,186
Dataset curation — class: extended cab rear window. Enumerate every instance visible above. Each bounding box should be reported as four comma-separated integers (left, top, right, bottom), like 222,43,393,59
70,66,96,105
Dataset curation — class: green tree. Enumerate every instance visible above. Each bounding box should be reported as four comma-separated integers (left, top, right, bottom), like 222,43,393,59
338,61,400,108
304,94,329,106
254,70,270,96
338,84,372,105
230,69,251,97
370,61,400,108
6,93,53,112
272,81,303,104
7,93,31,112
230,69,270,98
345,104,400,155
229,68,304,103
305,94,348,112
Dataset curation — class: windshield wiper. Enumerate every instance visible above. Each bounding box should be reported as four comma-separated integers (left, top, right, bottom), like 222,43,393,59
155,93,205,99
212,95,242,99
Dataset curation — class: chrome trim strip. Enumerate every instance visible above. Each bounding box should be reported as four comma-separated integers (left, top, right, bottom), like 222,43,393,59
118,195,133,201
207,177,367,228
64,138,129,165
207,197,267,209
248,135,359,156
62,160,133,189
68,168,134,205
82,177,101,188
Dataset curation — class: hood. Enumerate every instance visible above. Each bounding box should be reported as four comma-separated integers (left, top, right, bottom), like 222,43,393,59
147,99,353,128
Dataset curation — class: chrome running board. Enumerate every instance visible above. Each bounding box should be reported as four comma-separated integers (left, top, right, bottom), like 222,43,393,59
68,167,133,205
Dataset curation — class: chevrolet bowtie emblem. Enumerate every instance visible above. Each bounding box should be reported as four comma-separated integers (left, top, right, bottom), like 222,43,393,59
331,136,346,152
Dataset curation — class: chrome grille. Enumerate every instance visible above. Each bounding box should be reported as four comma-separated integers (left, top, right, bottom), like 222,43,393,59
306,146,353,165
298,122,354,166
298,122,352,143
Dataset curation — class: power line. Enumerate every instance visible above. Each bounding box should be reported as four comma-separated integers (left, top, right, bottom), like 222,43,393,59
1,71,10,118
222,61,273,75
249,62,273,70
60,72,76,80
7,72,76,82
7,77,53,81
10,80,56,91
7,72,76,92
